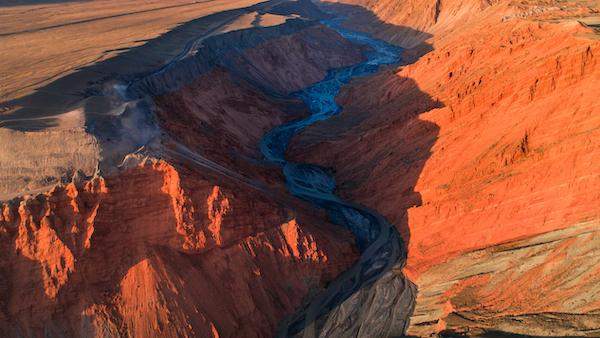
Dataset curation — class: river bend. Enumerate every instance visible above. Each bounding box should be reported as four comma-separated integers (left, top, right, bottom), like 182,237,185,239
260,17,406,338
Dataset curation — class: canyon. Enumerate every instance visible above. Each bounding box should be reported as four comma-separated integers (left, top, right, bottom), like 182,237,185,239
1,0,599,337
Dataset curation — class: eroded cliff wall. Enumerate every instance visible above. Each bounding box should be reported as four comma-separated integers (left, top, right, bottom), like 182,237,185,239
290,0,600,335
0,158,357,337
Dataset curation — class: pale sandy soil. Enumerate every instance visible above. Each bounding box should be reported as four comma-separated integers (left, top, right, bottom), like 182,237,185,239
215,11,295,35
0,0,266,102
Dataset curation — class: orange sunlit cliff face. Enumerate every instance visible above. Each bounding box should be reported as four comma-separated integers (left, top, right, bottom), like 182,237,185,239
289,0,600,335
1,0,599,337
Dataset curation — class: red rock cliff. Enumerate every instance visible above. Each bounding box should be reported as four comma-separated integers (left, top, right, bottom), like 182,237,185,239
0,158,357,337
290,0,600,335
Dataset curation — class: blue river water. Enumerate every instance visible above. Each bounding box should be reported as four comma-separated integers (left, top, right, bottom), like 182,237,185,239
260,18,406,337
260,18,402,249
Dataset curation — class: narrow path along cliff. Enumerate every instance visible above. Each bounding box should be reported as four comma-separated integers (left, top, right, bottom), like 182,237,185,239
260,17,409,337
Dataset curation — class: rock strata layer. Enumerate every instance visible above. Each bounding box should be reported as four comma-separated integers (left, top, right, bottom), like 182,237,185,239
290,0,600,335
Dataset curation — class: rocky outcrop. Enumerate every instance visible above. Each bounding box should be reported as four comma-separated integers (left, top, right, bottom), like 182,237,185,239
290,0,600,335
0,158,357,337
0,41,365,332
227,24,368,94
409,220,599,337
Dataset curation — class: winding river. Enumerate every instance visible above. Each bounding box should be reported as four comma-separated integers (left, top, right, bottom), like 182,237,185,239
260,18,406,338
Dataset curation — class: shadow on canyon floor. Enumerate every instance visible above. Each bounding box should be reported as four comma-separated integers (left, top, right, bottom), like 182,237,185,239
290,71,442,317
282,5,441,335
299,79,441,335
288,1,441,263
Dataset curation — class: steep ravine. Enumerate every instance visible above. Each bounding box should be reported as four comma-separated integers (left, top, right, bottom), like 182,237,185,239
260,17,413,337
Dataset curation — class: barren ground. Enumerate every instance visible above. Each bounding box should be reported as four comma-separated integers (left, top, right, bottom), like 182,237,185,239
0,0,266,103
